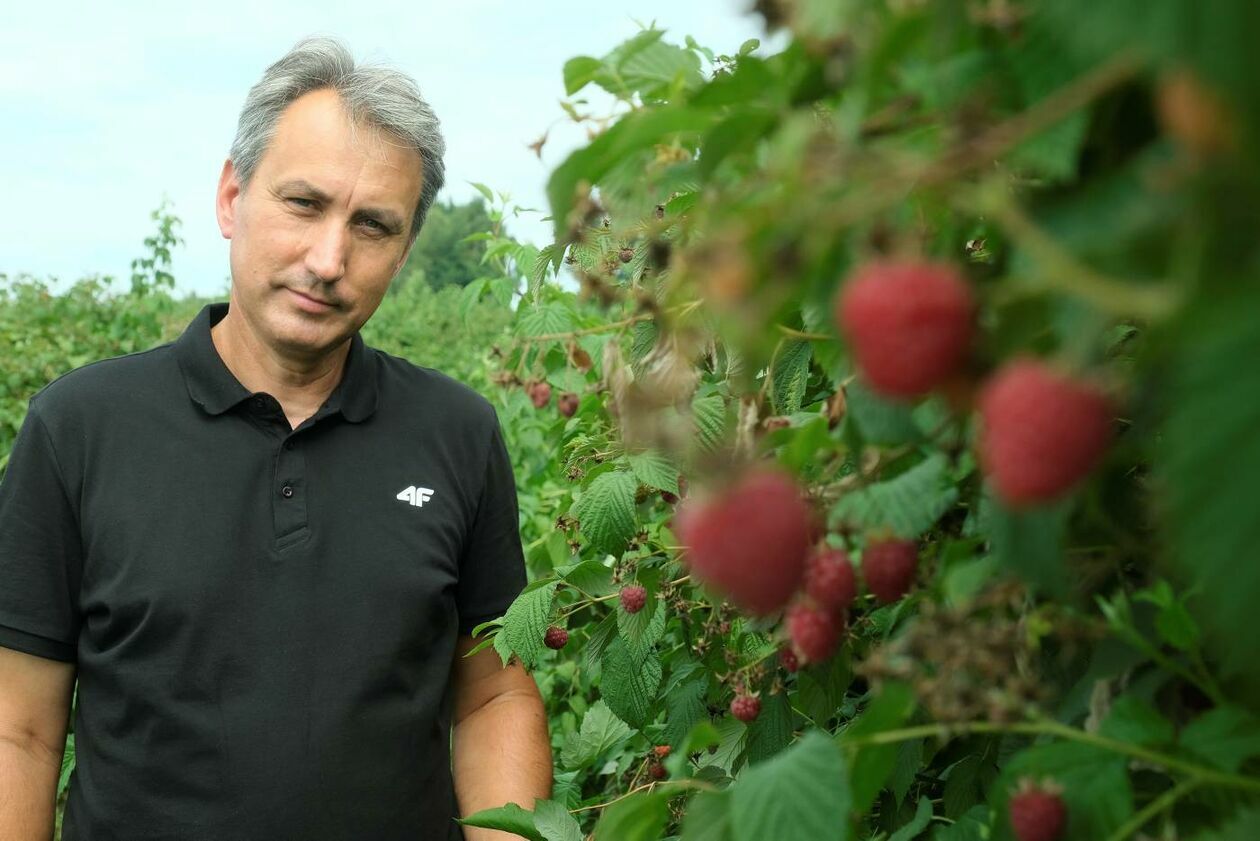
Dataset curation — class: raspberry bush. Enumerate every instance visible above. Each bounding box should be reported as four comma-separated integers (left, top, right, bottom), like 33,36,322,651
460,2,1260,839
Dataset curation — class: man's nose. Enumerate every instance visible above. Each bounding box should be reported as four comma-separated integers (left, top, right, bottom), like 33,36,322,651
304,216,348,283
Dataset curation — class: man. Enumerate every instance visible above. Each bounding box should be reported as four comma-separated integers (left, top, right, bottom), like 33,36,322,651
0,36,551,840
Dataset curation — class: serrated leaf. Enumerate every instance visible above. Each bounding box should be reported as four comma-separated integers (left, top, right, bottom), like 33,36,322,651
601,638,662,729
770,340,813,416
1100,695,1175,747
691,392,727,453
890,797,935,841
502,582,558,669
561,560,616,598
743,690,795,764
994,742,1132,839
533,799,584,841
841,683,917,815
617,595,666,665
517,302,576,338
627,449,680,494
942,755,983,820
58,733,75,794
986,494,1071,599
594,790,671,841
845,380,922,446
458,802,546,841
561,700,632,770
889,739,922,806
563,56,605,95
681,790,735,841
666,677,708,749
731,731,851,841
1199,807,1260,841
572,470,638,556
830,454,959,539
1180,706,1260,773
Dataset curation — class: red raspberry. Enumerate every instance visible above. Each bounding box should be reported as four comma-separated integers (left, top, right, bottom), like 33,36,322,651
978,359,1112,508
779,646,800,673
557,392,579,418
787,601,843,664
648,761,667,780
620,584,648,614
804,548,857,611
836,259,974,399
730,694,761,723
862,539,917,603
653,745,672,758
674,469,814,616
660,490,679,505
1009,781,1067,841
543,626,568,650
529,381,552,409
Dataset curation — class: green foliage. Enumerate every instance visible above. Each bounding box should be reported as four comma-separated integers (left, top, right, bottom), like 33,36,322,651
393,196,494,290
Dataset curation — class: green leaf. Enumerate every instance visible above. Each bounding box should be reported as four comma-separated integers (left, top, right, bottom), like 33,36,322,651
666,677,709,749
830,454,959,539
796,655,852,725
889,797,935,841
1198,807,1260,841
601,637,662,729
731,731,851,841
533,798,584,841
743,690,795,764
563,56,605,95
626,449,680,494
845,381,922,446
458,802,546,841
889,739,923,807
58,733,75,795
469,182,495,204
1180,706,1260,773
942,755,983,820
986,495,1071,599
770,340,813,416
548,106,714,240
617,595,666,665
1160,290,1260,695
620,38,705,100
561,560,616,598
572,470,638,556
690,392,727,453
560,700,632,770
502,582,558,669
681,790,735,841
518,302,577,339
593,790,671,841
699,109,779,179
842,683,917,815
1099,695,1175,747
994,742,1132,840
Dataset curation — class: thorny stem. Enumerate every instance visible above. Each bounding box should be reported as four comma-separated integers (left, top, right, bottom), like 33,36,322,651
568,776,716,816
839,719,1260,795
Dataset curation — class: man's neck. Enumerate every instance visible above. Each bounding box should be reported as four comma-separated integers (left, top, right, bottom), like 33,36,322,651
210,304,349,430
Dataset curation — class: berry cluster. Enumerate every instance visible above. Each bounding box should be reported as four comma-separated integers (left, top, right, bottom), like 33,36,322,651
835,258,1113,508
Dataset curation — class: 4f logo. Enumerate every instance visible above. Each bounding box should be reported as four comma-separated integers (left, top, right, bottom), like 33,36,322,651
396,486,435,507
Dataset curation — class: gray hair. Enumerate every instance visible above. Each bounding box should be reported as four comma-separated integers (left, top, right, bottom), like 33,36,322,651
229,35,446,242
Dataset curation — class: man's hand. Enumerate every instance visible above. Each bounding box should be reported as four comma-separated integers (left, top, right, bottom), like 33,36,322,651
450,634,552,841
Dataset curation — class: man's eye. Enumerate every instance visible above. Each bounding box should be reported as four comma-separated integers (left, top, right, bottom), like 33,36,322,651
360,219,387,233
288,197,315,209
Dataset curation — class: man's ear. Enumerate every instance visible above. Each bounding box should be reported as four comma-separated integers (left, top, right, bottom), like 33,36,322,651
215,159,242,240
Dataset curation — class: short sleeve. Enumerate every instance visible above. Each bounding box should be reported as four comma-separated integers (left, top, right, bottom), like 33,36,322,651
0,401,82,662
455,413,527,635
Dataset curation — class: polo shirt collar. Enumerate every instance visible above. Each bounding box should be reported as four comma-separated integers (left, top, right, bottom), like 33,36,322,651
174,302,378,422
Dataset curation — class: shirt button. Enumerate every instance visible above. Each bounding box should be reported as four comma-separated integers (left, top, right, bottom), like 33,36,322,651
280,485,294,498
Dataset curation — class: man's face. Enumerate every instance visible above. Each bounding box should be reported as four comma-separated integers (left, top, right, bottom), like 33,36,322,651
215,88,423,358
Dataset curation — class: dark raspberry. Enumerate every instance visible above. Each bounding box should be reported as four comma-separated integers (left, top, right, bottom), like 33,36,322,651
730,694,761,723
978,359,1111,508
557,392,579,418
779,646,800,673
1009,781,1067,841
648,761,667,780
787,601,842,664
529,381,552,409
543,626,568,650
836,259,974,399
804,548,857,611
862,539,917,604
620,585,648,614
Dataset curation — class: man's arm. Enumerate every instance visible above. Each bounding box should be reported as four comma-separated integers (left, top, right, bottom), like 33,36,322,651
0,646,76,841
450,634,552,841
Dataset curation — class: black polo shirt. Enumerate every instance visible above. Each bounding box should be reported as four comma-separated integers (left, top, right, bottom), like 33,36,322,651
0,302,527,841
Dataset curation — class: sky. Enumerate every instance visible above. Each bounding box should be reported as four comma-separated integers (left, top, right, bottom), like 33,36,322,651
0,1,785,298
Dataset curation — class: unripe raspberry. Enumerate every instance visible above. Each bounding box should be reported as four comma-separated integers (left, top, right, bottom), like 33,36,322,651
787,601,842,664
653,745,672,758
804,548,856,611
730,694,761,723
837,259,974,399
1009,780,1067,841
557,392,579,418
619,247,635,263
862,539,917,603
779,646,800,673
620,584,648,614
529,381,552,409
674,469,814,616
543,626,568,650
978,359,1112,508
